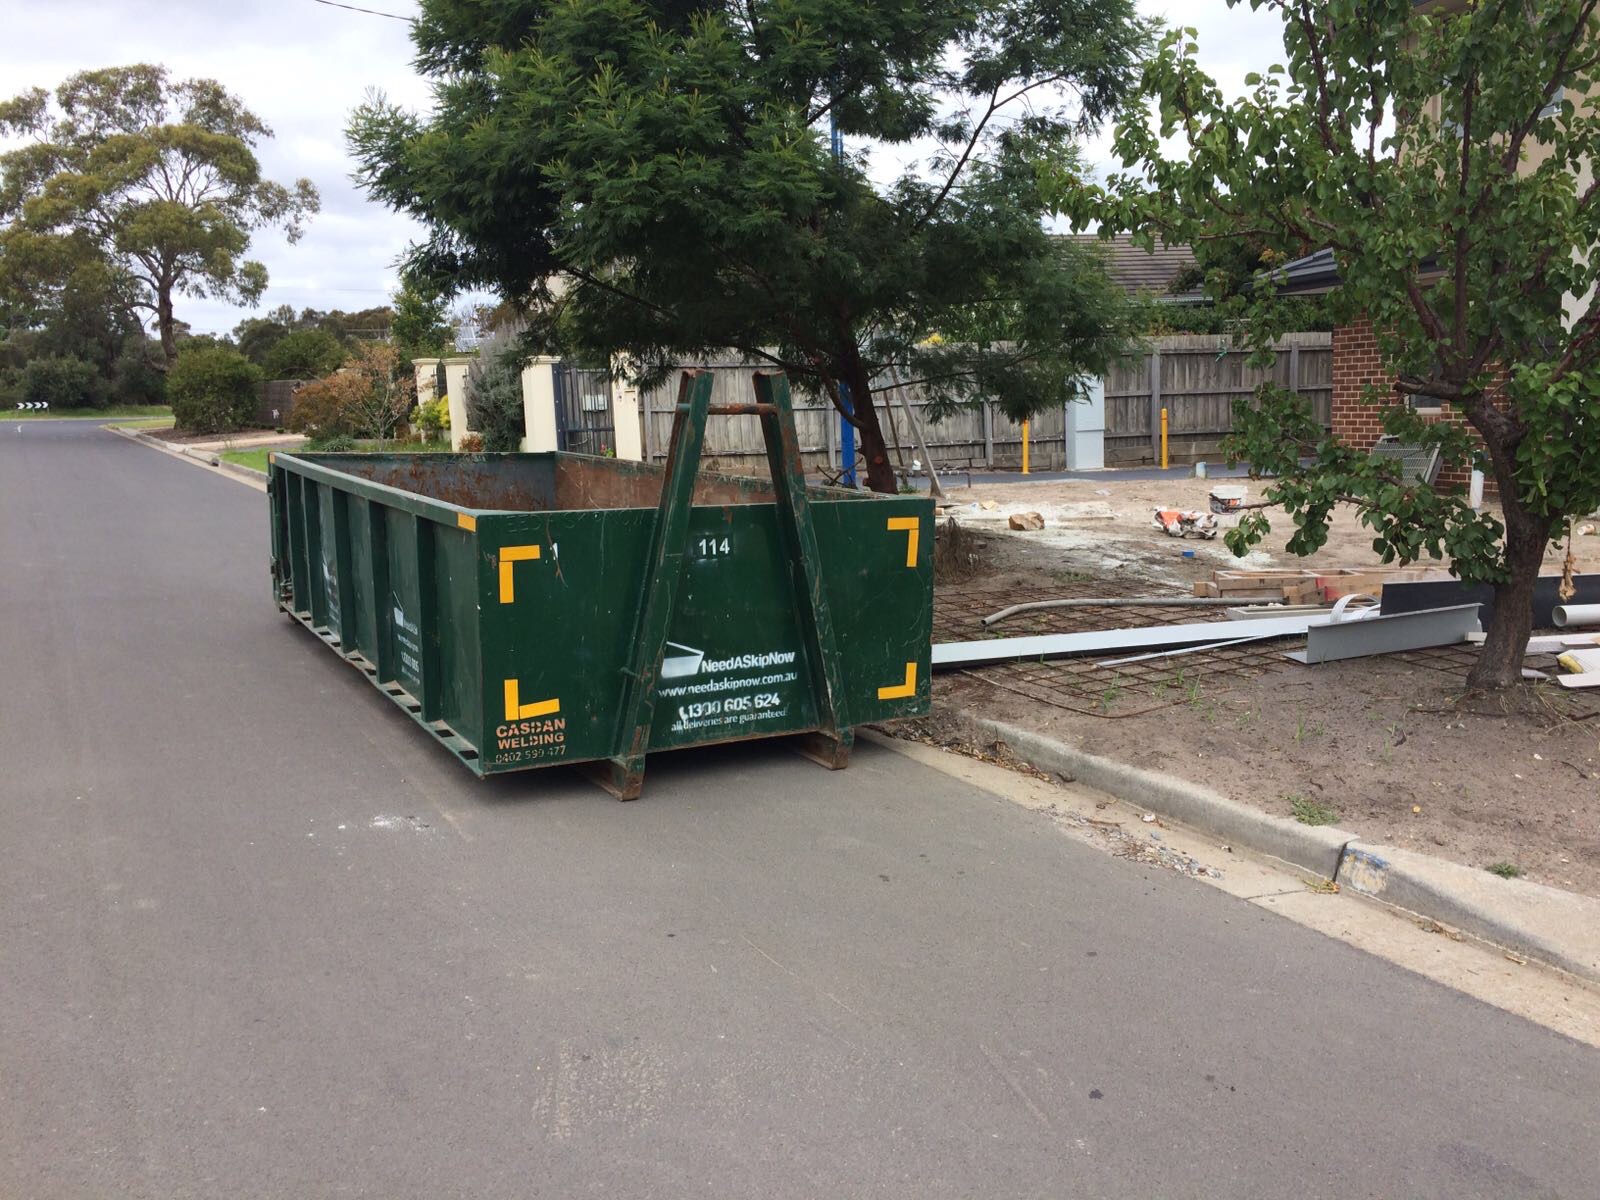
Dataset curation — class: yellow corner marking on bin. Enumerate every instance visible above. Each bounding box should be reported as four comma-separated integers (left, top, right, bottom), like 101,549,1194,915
267,451,276,465
503,679,560,721
887,516,919,567
497,544,542,604
457,512,478,532
877,661,917,701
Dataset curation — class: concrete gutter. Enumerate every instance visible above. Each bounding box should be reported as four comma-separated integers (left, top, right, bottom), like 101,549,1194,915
962,714,1600,985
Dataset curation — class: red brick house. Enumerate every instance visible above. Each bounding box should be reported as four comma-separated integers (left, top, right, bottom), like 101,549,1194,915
1274,248,1484,492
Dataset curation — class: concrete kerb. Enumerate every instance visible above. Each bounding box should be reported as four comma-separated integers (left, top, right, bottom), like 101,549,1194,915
967,716,1354,878
109,426,268,491
956,714,1600,986
1338,842,1600,984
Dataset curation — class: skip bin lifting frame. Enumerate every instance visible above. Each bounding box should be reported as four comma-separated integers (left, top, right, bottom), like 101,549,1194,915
266,370,933,798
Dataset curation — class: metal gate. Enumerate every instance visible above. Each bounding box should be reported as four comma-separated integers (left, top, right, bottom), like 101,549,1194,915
554,365,615,454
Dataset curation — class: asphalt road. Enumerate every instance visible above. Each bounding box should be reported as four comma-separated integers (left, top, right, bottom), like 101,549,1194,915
3,420,1597,1199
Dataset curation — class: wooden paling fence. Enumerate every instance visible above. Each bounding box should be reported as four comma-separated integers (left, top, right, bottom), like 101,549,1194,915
639,334,1332,474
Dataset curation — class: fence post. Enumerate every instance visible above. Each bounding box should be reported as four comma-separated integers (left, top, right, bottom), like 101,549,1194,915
442,356,475,450
518,357,560,452
642,384,656,462
982,401,995,467
1288,342,1301,399
1147,350,1163,464
825,398,837,468
611,372,645,462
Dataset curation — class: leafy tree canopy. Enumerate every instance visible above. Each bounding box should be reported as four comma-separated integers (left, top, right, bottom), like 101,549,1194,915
389,281,454,364
262,327,346,380
350,0,1153,490
0,65,319,364
1077,0,1600,689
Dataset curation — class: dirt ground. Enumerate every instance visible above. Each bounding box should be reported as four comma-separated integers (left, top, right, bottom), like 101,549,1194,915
916,497,1600,900
936,475,1600,584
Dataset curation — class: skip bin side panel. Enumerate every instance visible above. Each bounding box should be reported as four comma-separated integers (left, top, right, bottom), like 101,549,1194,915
647,505,820,750
812,498,935,724
475,511,655,771
345,498,378,664
474,505,832,771
433,522,482,753
316,484,345,640
383,508,427,699
287,472,314,617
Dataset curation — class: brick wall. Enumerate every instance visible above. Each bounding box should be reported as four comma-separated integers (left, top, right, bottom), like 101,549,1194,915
1330,318,1486,494
1330,319,1391,452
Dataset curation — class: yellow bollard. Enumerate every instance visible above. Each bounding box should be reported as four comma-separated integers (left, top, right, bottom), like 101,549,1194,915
1160,407,1169,470
1021,420,1030,474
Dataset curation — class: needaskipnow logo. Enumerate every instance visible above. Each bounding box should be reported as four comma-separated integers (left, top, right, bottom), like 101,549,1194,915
660,643,796,678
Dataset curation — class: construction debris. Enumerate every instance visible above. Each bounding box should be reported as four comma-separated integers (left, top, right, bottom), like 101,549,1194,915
1208,485,1247,515
1152,508,1218,539
1192,565,1447,603
1283,603,1480,665
933,611,1336,669
1553,604,1600,628
1382,572,1600,628
982,595,1282,627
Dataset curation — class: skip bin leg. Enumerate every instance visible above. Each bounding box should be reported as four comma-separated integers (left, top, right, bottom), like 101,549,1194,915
589,370,719,798
752,372,854,771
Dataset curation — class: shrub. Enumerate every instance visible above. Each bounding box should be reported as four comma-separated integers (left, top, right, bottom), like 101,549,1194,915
111,341,167,407
286,343,413,440
286,374,360,438
414,397,446,433
263,329,345,380
465,348,525,452
308,433,357,452
168,346,261,433
22,356,108,410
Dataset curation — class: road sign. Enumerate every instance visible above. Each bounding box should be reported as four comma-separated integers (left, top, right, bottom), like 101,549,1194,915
14,402,49,411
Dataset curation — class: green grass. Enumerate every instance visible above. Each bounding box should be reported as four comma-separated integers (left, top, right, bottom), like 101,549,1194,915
11,404,173,421
107,414,176,429
1484,861,1523,879
1288,795,1339,826
220,448,273,474
221,440,448,475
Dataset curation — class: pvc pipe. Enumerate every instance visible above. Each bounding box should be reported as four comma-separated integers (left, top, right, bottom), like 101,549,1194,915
1552,603,1600,628
1160,407,1169,470
1021,419,1030,475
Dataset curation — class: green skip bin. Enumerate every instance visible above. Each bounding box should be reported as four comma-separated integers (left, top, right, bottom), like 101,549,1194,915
266,370,933,798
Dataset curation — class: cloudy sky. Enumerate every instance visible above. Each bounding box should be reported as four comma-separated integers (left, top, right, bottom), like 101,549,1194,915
2,0,1290,338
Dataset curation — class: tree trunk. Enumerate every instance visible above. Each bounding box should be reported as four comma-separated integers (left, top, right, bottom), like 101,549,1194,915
1466,488,1549,690
157,284,176,366
843,356,897,493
